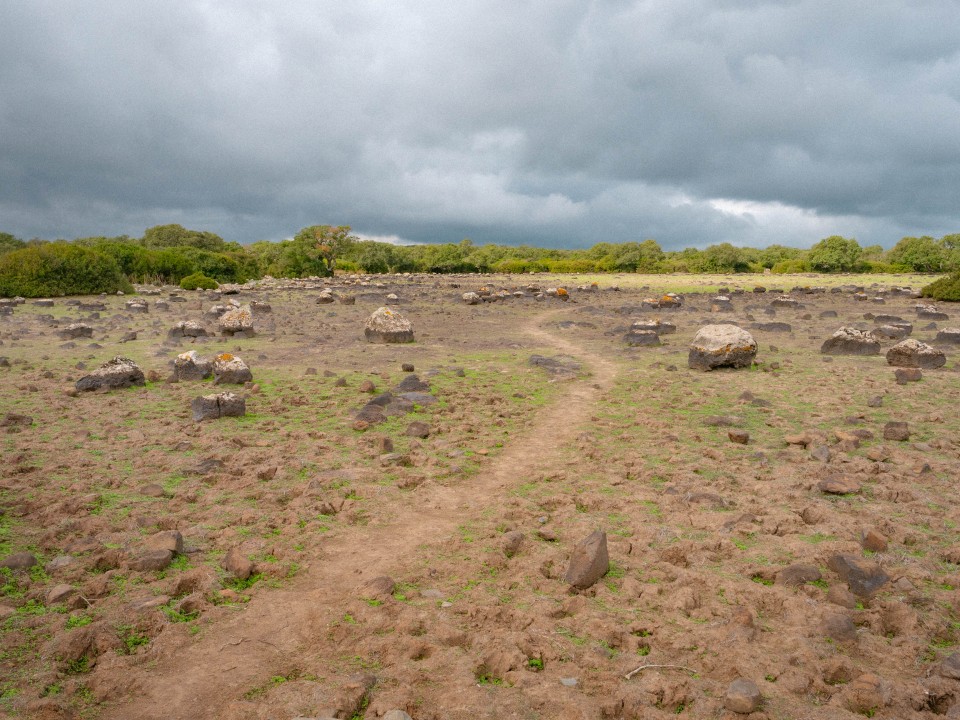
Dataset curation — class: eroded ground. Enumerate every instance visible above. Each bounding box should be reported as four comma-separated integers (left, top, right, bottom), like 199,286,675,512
1,273,960,720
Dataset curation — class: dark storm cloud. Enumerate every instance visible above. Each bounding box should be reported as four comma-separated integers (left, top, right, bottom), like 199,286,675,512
1,1,958,248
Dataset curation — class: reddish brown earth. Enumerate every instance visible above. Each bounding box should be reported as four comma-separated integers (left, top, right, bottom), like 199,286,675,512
1,275,960,720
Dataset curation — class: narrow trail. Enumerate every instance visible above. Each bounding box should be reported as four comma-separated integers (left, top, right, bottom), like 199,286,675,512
104,310,619,720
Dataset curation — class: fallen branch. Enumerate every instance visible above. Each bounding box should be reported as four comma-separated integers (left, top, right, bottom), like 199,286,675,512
624,663,697,681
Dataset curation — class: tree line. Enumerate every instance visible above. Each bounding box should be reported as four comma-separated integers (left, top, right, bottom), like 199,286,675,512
1,224,959,297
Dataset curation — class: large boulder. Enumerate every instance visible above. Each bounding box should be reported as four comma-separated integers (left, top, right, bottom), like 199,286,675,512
364,307,414,344
820,327,881,356
75,357,145,392
916,303,949,320
688,325,757,371
935,328,960,345
168,320,208,339
212,353,253,384
631,319,676,335
58,323,93,340
218,305,254,335
886,338,946,369
191,392,246,421
173,351,213,381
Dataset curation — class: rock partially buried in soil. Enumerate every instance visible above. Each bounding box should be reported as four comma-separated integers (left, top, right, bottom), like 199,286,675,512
222,547,253,580
168,320,208,339
212,353,253,385
822,613,858,642
1,552,38,570
820,327,881,355
935,328,960,344
173,350,213,381
191,392,246,421
827,553,890,597
564,529,609,590
75,356,145,392
728,429,750,444
724,678,762,714
818,477,861,495
365,306,414,343
776,563,821,587
58,323,93,340
886,338,946,369
894,367,922,384
883,421,910,441
688,324,757,371
624,329,661,346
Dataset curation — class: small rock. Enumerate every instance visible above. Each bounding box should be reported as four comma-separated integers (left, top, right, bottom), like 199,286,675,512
405,421,430,438
817,477,860,495
883,421,910,442
894,367,923,384
564,530,609,590
728,429,749,444
776,564,821,587
940,652,960,679
191,392,246,421
0,552,37,570
724,678,762,714
222,547,253,580
502,531,525,558
861,529,888,552
822,613,858,642
144,530,184,555
827,553,890,597
127,549,173,572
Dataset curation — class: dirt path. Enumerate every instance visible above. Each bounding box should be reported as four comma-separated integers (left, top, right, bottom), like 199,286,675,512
103,310,619,720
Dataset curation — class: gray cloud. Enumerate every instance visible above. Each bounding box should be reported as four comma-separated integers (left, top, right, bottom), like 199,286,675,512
1,0,958,249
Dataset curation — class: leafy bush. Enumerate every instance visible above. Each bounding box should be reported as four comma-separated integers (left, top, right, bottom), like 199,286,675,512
771,259,812,274
921,273,960,302
179,272,218,290
0,242,133,297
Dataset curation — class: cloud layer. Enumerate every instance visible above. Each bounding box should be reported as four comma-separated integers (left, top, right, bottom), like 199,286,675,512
2,1,959,248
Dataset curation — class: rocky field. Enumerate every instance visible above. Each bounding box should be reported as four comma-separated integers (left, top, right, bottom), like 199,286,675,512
1,273,960,720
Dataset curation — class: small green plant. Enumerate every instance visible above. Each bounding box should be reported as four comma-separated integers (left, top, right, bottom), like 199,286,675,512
179,272,218,290
527,657,544,671
637,645,651,656
117,625,150,654
65,655,91,674
160,603,199,624
223,572,262,592
66,613,94,629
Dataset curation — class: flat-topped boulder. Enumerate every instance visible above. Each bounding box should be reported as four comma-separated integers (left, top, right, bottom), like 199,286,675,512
57,323,94,340
191,392,246,421
630,319,676,335
624,329,661,346
688,325,757,371
218,305,254,335
168,320,208,339
75,357,145,392
886,338,946,369
212,353,253,384
365,306,414,343
936,328,960,344
820,327,881,356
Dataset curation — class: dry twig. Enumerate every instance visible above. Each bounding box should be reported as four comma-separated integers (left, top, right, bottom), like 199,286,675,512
624,663,697,681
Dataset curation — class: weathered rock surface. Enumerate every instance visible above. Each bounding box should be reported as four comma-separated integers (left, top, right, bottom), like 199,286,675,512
820,327,881,355
173,351,213,381
688,325,757,370
218,305,254,335
168,320,208,339
191,392,246,421
212,354,253,384
886,338,946,369
564,530,609,590
364,306,414,343
75,357,145,392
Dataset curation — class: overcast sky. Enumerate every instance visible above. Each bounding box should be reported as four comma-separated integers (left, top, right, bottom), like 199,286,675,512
1,1,959,250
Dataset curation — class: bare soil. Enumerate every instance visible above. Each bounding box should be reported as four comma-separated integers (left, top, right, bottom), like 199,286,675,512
1,274,960,720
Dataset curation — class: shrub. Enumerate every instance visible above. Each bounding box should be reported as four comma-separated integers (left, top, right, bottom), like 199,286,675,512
921,273,960,302
179,273,218,290
771,259,811,274
0,242,133,297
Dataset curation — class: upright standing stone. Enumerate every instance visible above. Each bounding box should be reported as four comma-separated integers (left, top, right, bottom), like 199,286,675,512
364,307,414,344
564,530,609,590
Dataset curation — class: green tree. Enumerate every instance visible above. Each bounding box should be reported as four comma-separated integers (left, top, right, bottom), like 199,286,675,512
0,242,133,297
290,225,358,276
701,243,750,273
886,236,946,272
0,232,26,255
143,224,227,252
807,236,863,272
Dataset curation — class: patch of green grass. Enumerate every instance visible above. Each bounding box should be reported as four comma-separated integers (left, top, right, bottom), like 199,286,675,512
116,624,150,654
160,603,199,624
223,572,262,592
65,655,91,674
66,613,94,629
527,657,544,671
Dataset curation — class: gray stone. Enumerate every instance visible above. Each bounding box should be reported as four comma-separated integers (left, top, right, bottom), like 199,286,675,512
58,323,93,340
365,306,414,343
75,356,145,392
688,325,757,371
886,338,946,369
564,530,609,590
883,421,910,441
820,327,881,356
827,553,890,597
935,328,960,344
218,305,254,335
212,354,252,384
173,351,213,381
1,552,38,570
168,320,208,339
191,392,246,421
624,329,661,346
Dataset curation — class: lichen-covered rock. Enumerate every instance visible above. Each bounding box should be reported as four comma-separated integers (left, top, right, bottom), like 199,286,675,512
212,354,252,384
174,351,213,381
316,291,335,304
916,303,949,320
462,292,481,305
886,338,946,369
75,357,145,392
364,306,414,344
624,329,661,346
870,324,910,342
688,325,757,370
820,327,881,356
168,321,208,339
58,323,93,340
218,305,253,335
631,319,677,335
191,392,246,421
